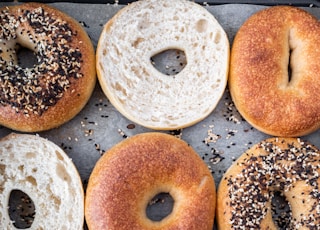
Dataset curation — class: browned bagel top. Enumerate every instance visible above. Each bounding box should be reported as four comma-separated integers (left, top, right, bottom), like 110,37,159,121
85,133,216,230
229,6,320,137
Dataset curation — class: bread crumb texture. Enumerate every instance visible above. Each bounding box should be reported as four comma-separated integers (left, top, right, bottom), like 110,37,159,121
0,133,84,229
97,0,229,130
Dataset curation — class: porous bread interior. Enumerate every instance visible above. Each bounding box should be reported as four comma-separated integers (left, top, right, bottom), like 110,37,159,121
97,0,229,130
0,133,84,229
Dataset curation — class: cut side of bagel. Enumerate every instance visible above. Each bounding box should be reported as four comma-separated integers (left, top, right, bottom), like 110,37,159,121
96,0,229,130
0,133,84,229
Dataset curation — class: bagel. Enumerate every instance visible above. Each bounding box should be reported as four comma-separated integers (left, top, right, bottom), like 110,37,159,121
96,0,229,130
85,132,216,230
0,3,96,132
0,133,84,229
217,137,320,229
229,6,320,137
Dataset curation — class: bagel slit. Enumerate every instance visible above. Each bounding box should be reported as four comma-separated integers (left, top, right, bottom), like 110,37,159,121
287,29,294,85
287,47,293,84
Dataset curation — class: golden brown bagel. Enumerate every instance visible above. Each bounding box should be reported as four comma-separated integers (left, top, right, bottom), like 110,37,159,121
0,3,96,132
229,6,320,137
217,137,320,229
85,132,216,230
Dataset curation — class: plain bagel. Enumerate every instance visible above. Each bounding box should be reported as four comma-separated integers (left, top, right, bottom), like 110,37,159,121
0,3,96,132
0,133,84,229
229,6,320,137
217,137,320,229
85,132,216,230
96,0,229,130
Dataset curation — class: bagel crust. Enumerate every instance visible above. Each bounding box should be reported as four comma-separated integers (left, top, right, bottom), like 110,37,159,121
0,3,96,132
217,137,320,229
96,0,229,130
85,133,216,230
229,6,320,137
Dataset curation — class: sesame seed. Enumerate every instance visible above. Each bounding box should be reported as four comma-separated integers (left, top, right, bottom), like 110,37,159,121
225,139,320,228
0,6,84,115
117,129,128,139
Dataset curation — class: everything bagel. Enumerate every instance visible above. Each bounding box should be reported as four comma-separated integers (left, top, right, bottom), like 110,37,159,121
217,137,320,229
0,3,96,132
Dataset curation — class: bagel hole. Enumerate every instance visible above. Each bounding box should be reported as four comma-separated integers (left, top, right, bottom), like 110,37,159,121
288,48,293,83
146,192,174,221
17,45,39,69
271,191,291,229
150,49,187,76
8,189,36,229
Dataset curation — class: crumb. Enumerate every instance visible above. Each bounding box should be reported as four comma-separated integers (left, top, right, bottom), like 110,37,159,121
204,125,221,144
118,129,128,138
169,129,182,139
127,124,135,129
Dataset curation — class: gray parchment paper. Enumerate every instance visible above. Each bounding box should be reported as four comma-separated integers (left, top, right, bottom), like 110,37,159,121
0,2,320,228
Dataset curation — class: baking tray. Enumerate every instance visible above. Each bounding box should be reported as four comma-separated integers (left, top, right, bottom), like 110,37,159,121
0,1,320,229
13,0,320,7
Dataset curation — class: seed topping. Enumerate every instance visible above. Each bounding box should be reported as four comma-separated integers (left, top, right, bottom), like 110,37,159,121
226,138,320,229
0,6,83,115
